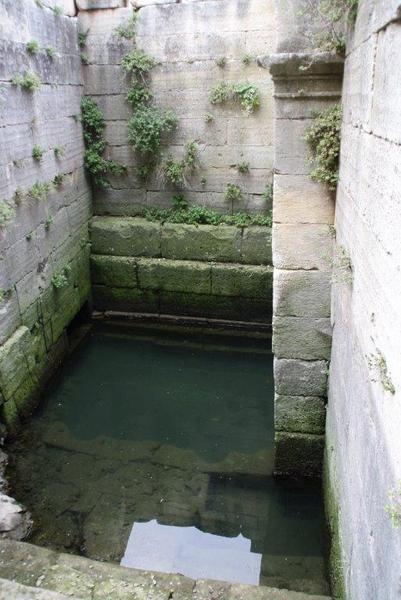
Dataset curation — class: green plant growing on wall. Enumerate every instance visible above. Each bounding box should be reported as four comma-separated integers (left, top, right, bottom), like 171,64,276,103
121,50,157,78
78,30,89,48
144,202,272,228
126,82,153,109
44,215,53,230
54,146,65,159
210,82,260,114
53,173,65,187
204,113,214,124
305,103,342,191
26,232,33,241
0,201,14,227
80,53,89,65
81,97,126,188
386,483,401,527
52,266,71,290
115,14,137,39
35,0,44,7
215,57,227,68
52,5,63,16
32,145,44,161
11,71,41,91
28,182,51,201
262,183,273,204
163,141,198,186
26,40,39,55
128,107,177,156
13,189,25,205
200,176,207,186
45,46,56,59
224,183,243,204
236,161,249,174
300,0,358,55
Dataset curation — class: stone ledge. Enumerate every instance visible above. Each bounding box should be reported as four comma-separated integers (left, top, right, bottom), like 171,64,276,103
0,539,332,599
259,53,344,80
275,431,325,478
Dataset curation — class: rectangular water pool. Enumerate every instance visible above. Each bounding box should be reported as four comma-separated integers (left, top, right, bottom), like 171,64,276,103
7,322,328,594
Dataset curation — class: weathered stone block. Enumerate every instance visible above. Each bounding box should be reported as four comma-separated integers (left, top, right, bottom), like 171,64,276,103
275,394,326,434
90,255,137,288
274,358,328,397
274,270,331,318
92,285,159,314
76,0,125,9
211,264,273,299
161,223,242,263
274,174,335,225
90,217,161,257
273,223,333,270
273,316,332,360
240,227,272,265
137,258,211,294
275,431,325,478
0,327,34,400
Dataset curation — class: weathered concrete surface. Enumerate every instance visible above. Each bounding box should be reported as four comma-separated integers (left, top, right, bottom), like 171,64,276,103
0,579,83,600
79,0,276,216
0,539,331,600
326,2,401,599
0,0,91,432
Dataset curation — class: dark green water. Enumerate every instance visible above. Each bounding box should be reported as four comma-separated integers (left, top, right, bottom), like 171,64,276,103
8,323,328,594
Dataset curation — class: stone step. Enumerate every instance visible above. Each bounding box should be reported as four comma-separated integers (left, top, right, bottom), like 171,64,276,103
91,255,273,323
90,216,272,266
0,539,331,600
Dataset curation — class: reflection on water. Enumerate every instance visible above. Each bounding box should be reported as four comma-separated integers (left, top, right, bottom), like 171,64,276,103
121,520,262,585
7,323,329,594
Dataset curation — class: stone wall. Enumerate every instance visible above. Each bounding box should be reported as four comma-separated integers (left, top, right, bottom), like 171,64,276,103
0,0,91,434
261,1,343,476
326,1,401,598
78,0,276,216
90,217,272,322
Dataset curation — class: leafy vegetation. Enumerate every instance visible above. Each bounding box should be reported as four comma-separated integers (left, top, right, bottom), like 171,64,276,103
45,46,56,59
121,50,157,77
54,146,65,159
45,215,53,230
81,97,126,188
28,182,51,201
224,183,243,203
80,53,89,65
52,266,71,290
78,30,89,48
210,82,260,114
53,173,65,187
215,57,227,68
11,71,41,91
32,145,44,161
386,483,401,527
236,161,249,174
26,40,39,55
144,201,272,228
262,183,273,204
0,202,14,228
242,54,253,66
52,5,63,16
305,103,342,190
204,113,214,124
126,82,153,109
13,189,24,205
115,14,137,39
163,141,198,186
300,0,358,55
127,107,177,156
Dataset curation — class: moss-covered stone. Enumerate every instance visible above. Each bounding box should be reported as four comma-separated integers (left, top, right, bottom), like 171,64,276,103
211,264,273,299
90,217,161,258
1,398,20,432
137,258,211,294
275,431,325,478
241,226,272,265
92,285,159,314
161,222,242,263
90,256,138,289
275,395,326,434
159,291,242,320
0,327,33,401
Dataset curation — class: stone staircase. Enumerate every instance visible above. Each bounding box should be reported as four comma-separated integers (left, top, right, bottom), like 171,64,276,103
0,539,331,600
90,217,273,324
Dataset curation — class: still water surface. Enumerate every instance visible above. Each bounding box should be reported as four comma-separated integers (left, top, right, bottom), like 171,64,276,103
8,323,328,593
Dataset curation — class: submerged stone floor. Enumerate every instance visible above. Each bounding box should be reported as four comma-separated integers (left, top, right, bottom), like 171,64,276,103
0,539,331,600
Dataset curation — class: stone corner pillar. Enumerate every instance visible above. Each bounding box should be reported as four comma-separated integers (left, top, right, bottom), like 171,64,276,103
260,52,344,477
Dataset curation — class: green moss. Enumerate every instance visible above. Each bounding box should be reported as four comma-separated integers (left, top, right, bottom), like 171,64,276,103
0,201,14,227
11,71,41,91
144,204,271,228
28,181,51,201
26,40,39,55
32,145,44,161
